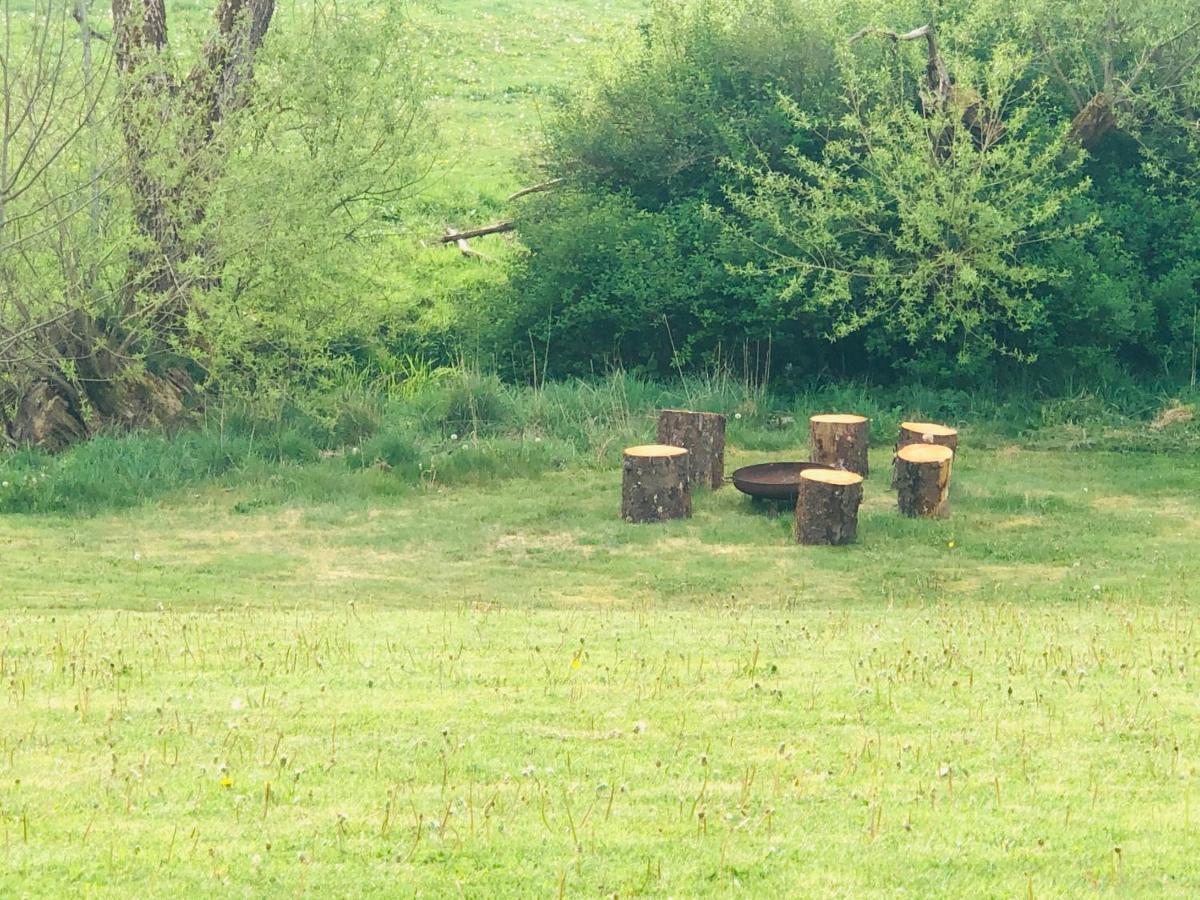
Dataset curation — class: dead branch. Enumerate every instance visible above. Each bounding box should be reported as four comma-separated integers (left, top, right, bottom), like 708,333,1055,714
850,23,950,107
455,238,493,261
436,221,514,243
506,178,563,201
849,25,933,45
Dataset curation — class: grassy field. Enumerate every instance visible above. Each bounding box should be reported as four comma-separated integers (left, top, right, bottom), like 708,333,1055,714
4,439,1200,896
5,1,1200,896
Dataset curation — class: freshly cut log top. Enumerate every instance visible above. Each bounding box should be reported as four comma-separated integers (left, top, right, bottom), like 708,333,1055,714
800,469,864,486
899,421,957,437
810,414,869,425
624,444,688,458
896,444,954,464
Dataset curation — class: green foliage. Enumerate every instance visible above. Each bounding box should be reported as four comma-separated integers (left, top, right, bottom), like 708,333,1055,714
193,1,435,400
730,55,1089,376
4,364,1197,514
495,0,1200,388
496,0,836,380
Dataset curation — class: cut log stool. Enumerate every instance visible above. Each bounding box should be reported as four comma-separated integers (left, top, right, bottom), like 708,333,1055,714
891,421,958,488
656,408,726,490
621,444,692,523
794,469,864,545
894,444,954,518
809,413,870,475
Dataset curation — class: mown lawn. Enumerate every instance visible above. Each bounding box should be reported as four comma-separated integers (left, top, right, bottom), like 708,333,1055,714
3,443,1200,896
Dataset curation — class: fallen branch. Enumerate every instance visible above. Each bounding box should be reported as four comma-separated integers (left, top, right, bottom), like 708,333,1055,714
849,24,933,44
436,221,514,243
455,238,494,261
506,178,563,201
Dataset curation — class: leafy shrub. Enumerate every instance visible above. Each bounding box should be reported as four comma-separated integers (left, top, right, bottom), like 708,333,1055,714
492,0,1200,389
428,370,512,436
357,431,424,478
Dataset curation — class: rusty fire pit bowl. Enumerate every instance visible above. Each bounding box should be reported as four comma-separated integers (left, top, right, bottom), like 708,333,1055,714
731,461,837,502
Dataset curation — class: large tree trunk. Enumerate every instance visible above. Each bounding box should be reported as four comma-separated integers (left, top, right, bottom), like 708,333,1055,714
6,378,89,452
112,0,276,331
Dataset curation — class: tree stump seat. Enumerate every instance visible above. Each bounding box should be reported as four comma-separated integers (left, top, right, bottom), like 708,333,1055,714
891,421,958,488
897,421,959,451
656,408,726,490
809,413,870,475
895,443,954,518
794,469,864,545
621,444,692,523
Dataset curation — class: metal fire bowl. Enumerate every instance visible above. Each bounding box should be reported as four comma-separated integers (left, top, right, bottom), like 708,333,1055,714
730,461,837,502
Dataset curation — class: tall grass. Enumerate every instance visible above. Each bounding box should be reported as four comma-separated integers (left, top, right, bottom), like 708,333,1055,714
2,368,1198,514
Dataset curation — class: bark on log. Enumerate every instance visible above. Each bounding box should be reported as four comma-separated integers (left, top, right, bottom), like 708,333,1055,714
895,443,954,518
656,408,726,490
891,421,958,488
621,444,692,523
794,469,864,546
810,414,870,476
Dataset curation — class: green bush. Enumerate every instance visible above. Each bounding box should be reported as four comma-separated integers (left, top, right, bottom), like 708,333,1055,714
492,0,1200,389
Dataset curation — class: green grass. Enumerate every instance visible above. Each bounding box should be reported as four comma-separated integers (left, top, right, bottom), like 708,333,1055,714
4,442,1200,895
6,2,1200,895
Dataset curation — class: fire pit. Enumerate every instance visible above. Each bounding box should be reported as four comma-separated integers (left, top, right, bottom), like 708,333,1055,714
730,461,837,503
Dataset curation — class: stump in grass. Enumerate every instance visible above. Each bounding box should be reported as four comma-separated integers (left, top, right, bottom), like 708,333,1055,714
895,443,954,518
809,414,870,475
891,421,958,488
656,408,726,490
794,469,864,545
898,421,959,453
621,444,692,523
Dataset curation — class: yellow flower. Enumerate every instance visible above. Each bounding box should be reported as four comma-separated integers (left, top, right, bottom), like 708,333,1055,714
220,776,233,789
947,541,956,549
570,656,582,670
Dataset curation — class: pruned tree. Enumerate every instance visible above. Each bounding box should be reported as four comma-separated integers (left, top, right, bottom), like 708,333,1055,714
850,24,1003,156
0,0,116,449
3,0,278,447
2,0,430,450
1027,0,1200,148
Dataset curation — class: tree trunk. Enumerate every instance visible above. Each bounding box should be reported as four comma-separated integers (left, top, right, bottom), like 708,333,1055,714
1067,93,1117,148
656,408,726,490
6,378,89,452
895,444,954,518
111,0,277,331
621,444,691,523
794,469,864,545
891,421,958,488
810,414,870,475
